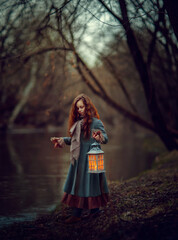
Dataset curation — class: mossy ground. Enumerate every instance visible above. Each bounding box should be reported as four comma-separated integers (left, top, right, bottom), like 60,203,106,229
1,151,178,240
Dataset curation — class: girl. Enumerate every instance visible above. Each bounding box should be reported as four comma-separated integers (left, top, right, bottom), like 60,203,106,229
51,94,109,223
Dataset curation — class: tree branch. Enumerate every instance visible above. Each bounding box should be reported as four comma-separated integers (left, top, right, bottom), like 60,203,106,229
0,47,73,62
147,6,165,67
74,51,155,132
97,0,123,24
102,56,138,113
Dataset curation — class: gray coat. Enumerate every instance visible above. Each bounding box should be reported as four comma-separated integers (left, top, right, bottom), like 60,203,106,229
63,118,109,197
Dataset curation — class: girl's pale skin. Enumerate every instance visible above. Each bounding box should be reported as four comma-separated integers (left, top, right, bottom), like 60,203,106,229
51,99,103,148
76,99,85,117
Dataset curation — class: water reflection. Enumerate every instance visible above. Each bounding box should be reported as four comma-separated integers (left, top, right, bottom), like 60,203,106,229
0,127,157,227
0,131,68,227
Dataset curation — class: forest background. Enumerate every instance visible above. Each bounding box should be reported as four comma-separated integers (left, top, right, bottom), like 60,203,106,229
0,0,178,150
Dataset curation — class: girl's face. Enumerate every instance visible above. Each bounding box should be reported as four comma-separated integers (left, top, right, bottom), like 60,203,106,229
76,99,85,117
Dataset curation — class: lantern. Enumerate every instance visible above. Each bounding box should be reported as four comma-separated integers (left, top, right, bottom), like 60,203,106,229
87,142,105,173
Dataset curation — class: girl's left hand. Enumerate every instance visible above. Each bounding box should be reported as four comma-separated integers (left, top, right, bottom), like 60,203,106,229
92,130,104,143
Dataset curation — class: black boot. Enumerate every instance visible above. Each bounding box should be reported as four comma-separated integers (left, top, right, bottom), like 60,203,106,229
65,208,82,224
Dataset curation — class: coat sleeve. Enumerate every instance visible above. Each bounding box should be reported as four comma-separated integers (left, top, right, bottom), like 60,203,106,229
63,137,71,145
94,119,108,144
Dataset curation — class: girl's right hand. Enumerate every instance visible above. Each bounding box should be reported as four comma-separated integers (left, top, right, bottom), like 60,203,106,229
50,137,64,148
57,138,65,148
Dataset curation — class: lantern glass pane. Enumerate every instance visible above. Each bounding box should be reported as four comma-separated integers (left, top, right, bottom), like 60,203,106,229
88,151,105,173
98,154,103,170
89,155,91,171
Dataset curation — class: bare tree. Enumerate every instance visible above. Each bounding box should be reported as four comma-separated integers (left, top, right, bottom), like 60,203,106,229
0,0,75,129
56,0,178,150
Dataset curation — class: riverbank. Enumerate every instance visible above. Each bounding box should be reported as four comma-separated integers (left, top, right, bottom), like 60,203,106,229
1,150,177,240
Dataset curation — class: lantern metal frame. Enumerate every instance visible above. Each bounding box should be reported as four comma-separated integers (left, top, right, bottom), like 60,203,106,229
87,141,105,173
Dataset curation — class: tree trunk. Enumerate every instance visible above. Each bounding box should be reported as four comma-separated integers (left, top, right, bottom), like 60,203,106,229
8,62,37,128
163,0,178,41
118,0,178,150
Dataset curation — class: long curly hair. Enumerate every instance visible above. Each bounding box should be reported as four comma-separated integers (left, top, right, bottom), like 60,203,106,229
68,94,100,138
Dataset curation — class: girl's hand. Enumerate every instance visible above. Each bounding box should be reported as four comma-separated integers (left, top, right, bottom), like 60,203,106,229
92,130,104,143
57,138,65,148
50,137,59,148
50,137,64,148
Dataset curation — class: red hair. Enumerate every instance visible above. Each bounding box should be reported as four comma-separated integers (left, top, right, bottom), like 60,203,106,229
68,94,100,138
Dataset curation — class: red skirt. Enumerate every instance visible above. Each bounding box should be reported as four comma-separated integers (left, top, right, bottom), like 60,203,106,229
61,192,109,209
